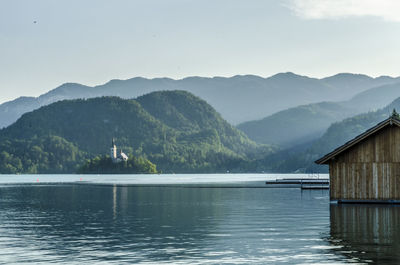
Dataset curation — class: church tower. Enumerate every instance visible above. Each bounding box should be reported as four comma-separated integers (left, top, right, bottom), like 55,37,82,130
110,138,117,162
110,138,128,163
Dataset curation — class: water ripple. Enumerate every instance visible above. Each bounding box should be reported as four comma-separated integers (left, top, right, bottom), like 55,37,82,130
0,183,391,264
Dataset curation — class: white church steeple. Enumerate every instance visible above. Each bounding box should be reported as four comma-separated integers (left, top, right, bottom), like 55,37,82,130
110,138,128,163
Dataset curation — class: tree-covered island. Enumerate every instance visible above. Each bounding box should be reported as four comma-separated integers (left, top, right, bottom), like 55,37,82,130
78,155,157,174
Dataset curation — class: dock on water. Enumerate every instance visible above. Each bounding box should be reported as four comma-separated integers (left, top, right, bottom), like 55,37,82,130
265,178,329,189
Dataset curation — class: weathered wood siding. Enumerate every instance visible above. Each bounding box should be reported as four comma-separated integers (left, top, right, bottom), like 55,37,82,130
330,125,400,201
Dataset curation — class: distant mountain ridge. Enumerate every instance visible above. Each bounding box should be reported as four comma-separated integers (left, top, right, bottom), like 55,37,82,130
1,72,399,128
238,81,400,147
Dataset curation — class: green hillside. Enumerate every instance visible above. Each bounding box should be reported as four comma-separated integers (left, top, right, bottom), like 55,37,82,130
0,135,86,174
0,91,269,174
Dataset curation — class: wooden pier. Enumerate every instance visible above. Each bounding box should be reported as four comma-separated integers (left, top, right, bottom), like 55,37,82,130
265,178,329,189
300,184,329,190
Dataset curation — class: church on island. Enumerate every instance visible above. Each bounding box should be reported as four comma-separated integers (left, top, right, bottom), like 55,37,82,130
110,138,128,163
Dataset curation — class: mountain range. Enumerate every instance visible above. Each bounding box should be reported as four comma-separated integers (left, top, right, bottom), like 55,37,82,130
1,72,399,129
2,72,400,174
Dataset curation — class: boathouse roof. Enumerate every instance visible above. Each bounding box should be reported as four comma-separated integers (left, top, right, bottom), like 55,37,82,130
315,110,400,165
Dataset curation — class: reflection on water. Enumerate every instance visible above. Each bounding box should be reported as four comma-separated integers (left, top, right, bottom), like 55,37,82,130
0,185,226,264
329,204,400,264
0,183,369,264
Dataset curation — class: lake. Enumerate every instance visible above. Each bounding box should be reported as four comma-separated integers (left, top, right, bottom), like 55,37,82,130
0,174,399,264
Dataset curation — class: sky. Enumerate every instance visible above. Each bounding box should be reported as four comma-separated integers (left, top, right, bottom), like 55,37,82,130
1,0,400,103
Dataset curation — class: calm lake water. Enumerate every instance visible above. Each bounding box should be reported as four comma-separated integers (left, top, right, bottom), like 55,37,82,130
0,174,399,264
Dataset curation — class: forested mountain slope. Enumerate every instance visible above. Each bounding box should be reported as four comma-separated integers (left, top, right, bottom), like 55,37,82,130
261,98,400,173
0,91,269,174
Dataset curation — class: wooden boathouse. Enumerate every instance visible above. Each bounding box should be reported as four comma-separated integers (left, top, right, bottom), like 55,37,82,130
315,110,400,203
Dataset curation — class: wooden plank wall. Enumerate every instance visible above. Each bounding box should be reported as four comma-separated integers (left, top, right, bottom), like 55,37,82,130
330,125,400,200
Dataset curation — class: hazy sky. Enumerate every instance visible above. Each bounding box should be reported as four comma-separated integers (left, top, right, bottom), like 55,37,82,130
1,0,400,103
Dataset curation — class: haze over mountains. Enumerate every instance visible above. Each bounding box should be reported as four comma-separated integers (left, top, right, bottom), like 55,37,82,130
238,81,400,147
265,97,400,173
1,72,399,129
